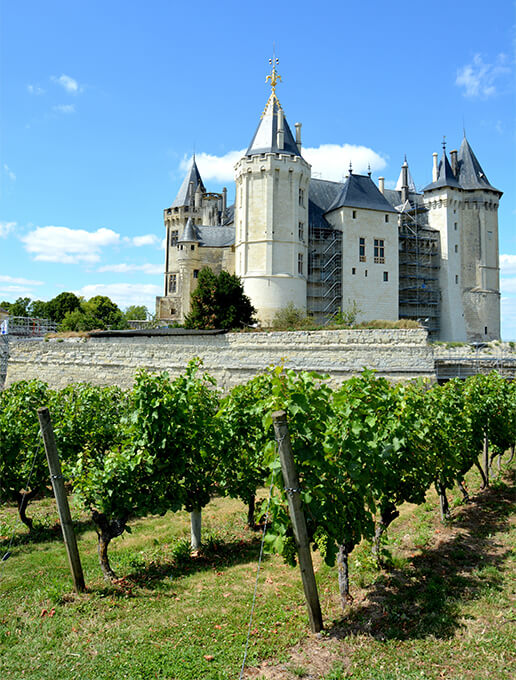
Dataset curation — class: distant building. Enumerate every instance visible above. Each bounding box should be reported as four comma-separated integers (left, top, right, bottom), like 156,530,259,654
157,63,501,342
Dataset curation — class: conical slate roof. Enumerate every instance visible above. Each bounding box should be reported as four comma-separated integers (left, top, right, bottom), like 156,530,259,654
326,173,397,214
423,151,460,191
170,157,206,208
178,217,198,243
395,162,417,192
246,95,301,157
457,137,500,192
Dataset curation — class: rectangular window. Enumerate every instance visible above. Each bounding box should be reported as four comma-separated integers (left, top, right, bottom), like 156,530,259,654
454,222,458,231
298,253,303,275
385,214,389,223
359,237,366,262
352,267,356,275
193,270,199,279
365,269,368,277
170,230,178,247
352,210,357,219
374,238,385,264
383,271,389,282
298,222,304,241
454,244,458,253
299,188,304,206
455,274,459,284
169,273,177,294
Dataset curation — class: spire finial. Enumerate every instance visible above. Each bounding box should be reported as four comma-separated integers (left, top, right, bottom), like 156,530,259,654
442,135,447,152
349,160,353,175
266,49,281,96
367,163,371,177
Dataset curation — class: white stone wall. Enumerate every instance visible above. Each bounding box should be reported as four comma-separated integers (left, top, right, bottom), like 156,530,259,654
325,206,399,321
5,329,434,392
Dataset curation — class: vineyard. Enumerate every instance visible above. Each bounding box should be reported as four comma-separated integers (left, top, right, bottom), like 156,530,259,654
0,363,515,679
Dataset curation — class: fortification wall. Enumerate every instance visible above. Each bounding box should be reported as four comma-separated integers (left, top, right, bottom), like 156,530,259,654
4,329,434,391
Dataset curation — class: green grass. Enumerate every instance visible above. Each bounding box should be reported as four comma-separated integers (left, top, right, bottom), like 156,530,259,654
1,464,515,680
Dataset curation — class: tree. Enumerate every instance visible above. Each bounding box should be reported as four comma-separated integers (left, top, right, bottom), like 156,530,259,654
83,295,127,329
29,300,50,318
124,305,148,321
185,268,256,330
46,292,81,323
5,297,31,317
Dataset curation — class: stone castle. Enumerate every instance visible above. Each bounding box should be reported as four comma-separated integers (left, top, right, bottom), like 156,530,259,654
156,61,502,342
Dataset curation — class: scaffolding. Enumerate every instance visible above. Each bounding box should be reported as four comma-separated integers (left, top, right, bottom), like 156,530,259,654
0,316,57,337
0,334,8,389
398,205,440,337
307,226,343,323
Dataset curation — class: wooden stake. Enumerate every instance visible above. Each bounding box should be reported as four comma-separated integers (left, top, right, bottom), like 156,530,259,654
272,410,323,633
483,433,489,487
38,407,86,593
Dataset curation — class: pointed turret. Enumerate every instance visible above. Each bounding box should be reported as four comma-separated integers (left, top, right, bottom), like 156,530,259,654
170,157,206,208
178,217,198,243
395,158,416,193
245,95,301,157
424,148,460,191
457,136,500,192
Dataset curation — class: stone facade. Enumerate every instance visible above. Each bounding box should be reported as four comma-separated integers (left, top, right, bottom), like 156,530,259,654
156,70,501,342
5,329,434,392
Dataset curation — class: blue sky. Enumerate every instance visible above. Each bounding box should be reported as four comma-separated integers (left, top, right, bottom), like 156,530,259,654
1,1,515,336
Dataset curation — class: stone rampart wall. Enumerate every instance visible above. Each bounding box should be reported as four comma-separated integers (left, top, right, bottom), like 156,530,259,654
4,329,435,392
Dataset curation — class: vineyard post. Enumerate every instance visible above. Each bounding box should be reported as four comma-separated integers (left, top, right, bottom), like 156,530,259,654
483,433,489,487
37,407,86,593
272,410,323,633
190,509,202,551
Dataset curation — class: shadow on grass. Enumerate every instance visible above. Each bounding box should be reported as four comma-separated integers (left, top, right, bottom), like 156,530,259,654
116,533,267,592
0,517,93,549
330,468,515,642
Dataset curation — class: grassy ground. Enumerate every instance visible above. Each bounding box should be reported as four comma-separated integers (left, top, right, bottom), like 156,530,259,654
0,464,514,680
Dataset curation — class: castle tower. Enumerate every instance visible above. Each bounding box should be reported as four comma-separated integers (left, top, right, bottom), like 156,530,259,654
423,137,501,341
176,217,201,319
234,59,311,325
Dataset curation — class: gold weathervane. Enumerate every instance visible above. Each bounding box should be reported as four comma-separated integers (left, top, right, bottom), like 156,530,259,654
266,55,281,95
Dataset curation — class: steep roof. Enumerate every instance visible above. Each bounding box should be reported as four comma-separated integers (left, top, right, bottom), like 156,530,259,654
308,178,342,229
246,95,301,157
170,157,206,208
423,151,460,191
395,163,417,192
457,137,500,192
178,217,198,243
178,219,234,248
383,189,426,212
326,173,398,214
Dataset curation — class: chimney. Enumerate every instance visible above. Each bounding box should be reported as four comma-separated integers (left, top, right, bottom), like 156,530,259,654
189,180,194,207
194,184,202,210
378,177,385,194
401,160,409,203
222,187,227,215
295,122,302,152
432,153,438,182
450,149,458,176
276,108,284,150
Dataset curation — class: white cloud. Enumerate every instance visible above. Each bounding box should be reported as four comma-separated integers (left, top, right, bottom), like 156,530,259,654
180,143,387,184
21,226,120,264
303,144,386,180
181,150,245,183
0,221,15,238
51,74,81,94
130,234,160,247
27,84,45,95
456,53,511,98
500,254,516,275
53,104,75,114
3,164,16,181
0,275,44,286
74,283,162,310
98,263,163,275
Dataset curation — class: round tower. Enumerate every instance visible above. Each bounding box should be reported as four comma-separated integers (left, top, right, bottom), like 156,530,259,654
234,59,311,325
